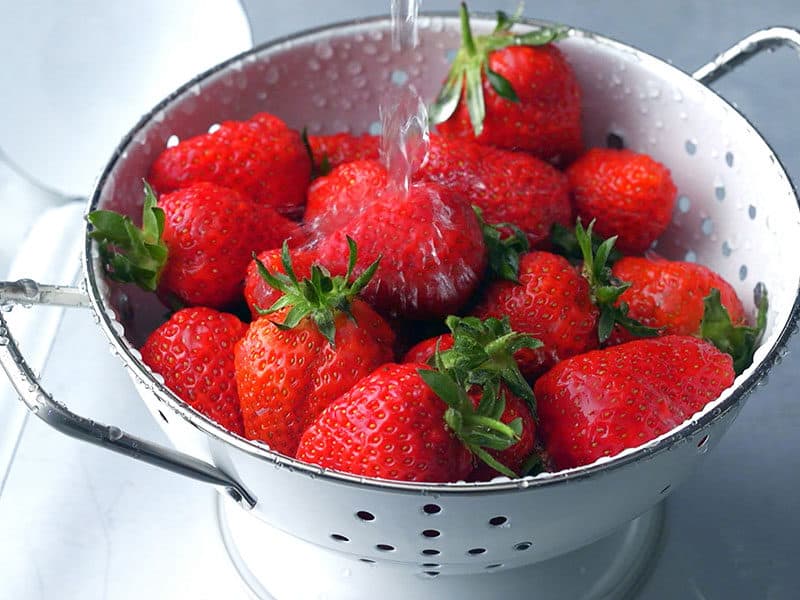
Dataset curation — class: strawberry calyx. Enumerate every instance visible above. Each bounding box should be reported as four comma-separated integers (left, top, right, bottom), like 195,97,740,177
418,369,522,479
474,206,530,282
301,127,332,178
575,219,661,343
700,285,768,375
550,221,622,266
253,237,380,346
436,315,540,414
430,2,567,135
87,181,168,292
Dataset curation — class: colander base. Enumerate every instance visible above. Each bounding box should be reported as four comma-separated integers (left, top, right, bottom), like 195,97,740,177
217,496,664,600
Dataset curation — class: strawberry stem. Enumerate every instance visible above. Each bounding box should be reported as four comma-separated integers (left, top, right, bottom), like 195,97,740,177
459,3,478,57
474,206,529,282
253,238,380,347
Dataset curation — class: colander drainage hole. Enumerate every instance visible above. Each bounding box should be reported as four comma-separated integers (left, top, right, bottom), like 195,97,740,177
423,571,440,578
685,139,697,155
422,529,440,538
514,542,532,551
421,563,440,568
376,544,395,552
359,558,376,564
330,534,350,543
421,549,440,556
660,484,671,495
468,548,486,556
486,564,503,570
606,132,624,149
489,516,508,527
356,510,375,522
697,434,710,449
158,410,168,424
422,503,441,515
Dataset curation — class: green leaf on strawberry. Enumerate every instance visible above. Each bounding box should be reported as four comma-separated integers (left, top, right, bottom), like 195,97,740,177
87,181,168,292
550,221,622,266
430,2,567,135
474,206,530,282
253,237,380,347
575,219,661,343
701,285,768,375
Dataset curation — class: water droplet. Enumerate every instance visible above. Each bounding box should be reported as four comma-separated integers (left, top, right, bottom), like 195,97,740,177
265,66,280,84
341,568,352,577
307,58,321,71
679,111,688,120
655,120,664,129
108,426,123,441
312,94,327,108
748,205,757,219
673,88,684,102
377,53,391,64
347,61,363,75
685,139,697,155
353,75,368,89
429,17,445,33
725,151,735,167
315,41,334,60
166,134,180,148
326,67,339,81
648,86,661,99
0,336,8,346
363,42,378,56
368,29,383,41
369,120,383,135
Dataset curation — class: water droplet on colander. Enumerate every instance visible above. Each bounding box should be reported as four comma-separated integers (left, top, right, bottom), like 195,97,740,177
673,88,684,102
353,75,368,89
0,336,8,346
429,17,445,32
341,568,352,578
679,111,688,120
315,41,334,59
312,94,327,108
326,67,339,81
307,58,321,71
347,61,363,75
409,65,420,77
108,426,123,441
377,53,391,64
308,121,323,134
623,85,631,95
354,33,365,42
655,120,664,129
265,66,280,84
1,304,12,313
340,98,354,110
648,86,661,99
368,29,384,41
257,91,267,101
518,479,530,489
610,73,622,86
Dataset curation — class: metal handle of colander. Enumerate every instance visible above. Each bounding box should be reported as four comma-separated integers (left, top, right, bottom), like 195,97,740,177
693,26,800,84
0,280,256,509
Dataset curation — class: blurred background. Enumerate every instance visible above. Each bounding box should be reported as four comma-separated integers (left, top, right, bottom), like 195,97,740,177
0,1,798,599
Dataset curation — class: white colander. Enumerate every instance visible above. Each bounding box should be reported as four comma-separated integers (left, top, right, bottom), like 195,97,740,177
1,14,799,600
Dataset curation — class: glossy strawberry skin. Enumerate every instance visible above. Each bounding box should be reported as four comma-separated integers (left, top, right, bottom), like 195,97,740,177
315,174,487,320
141,307,246,435
158,182,303,308
472,251,599,378
149,113,311,219
244,247,317,321
234,302,395,456
610,256,747,344
296,363,474,482
308,133,380,169
423,136,572,247
567,148,677,254
438,44,583,164
535,335,735,469
304,160,387,236
402,334,454,365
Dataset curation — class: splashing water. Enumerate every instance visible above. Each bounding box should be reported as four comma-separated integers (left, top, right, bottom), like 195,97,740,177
380,0,430,194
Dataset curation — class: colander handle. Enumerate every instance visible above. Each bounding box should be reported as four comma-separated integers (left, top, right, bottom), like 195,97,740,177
0,280,256,509
693,26,800,84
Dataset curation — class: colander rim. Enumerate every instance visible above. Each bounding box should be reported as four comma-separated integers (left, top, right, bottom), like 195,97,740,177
84,12,800,495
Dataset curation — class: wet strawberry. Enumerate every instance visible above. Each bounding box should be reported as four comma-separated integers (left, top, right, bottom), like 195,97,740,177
307,132,380,171
141,307,246,435
149,112,311,218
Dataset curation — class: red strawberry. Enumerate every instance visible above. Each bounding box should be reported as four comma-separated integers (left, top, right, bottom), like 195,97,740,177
473,251,599,378
141,307,246,435
611,255,767,374
296,363,475,482
423,135,572,247
88,182,303,308
535,335,735,469
304,160,387,236
149,112,311,218
307,132,380,171
611,256,746,340
567,148,677,254
234,243,395,456
315,172,487,319
244,246,316,320
431,4,582,164
401,316,540,479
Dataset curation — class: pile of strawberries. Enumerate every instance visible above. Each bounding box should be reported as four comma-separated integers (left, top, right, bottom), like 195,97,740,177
89,4,766,483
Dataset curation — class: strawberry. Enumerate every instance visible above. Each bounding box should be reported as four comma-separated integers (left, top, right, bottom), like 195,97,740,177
88,182,302,309
567,148,677,254
244,246,316,320
304,159,387,236
234,241,395,456
401,316,540,480
295,364,475,482
149,112,311,219
535,335,735,469
611,255,767,373
423,135,572,247
307,132,380,172
141,307,246,435
431,4,582,164
315,173,487,319
472,250,599,378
